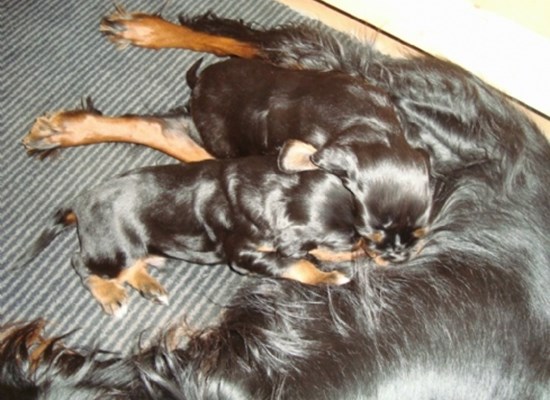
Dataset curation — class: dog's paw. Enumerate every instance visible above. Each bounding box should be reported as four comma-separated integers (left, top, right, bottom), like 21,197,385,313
99,6,169,50
123,260,169,306
325,271,351,286
283,259,351,286
23,114,65,150
87,276,130,318
137,280,169,306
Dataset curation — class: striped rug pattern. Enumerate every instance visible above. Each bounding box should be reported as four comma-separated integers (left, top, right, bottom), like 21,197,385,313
0,0,308,353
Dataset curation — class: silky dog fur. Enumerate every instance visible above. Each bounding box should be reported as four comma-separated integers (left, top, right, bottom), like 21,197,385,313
186,58,431,263
2,12,550,400
19,154,368,316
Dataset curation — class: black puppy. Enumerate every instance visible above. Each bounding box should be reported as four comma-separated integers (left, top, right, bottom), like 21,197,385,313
21,154,369,317
187,58,432,263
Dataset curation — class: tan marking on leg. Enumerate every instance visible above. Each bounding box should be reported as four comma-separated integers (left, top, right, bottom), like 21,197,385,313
256,244,275,252
119,259,168,305
308,247,367,262
86,275,128,318
100,10,259,58
0,320,57,371
373,256,389,267
308,239,367,262
63,211,77,225
23,111,214,163
29,336,57,372
282,259,350,286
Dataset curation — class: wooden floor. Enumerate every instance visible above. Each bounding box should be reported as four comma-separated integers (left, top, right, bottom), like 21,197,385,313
278,0,550,138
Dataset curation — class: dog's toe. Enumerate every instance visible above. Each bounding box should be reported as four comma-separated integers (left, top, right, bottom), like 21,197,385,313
23,115,62,150
139,282,169,305
87,276,130,317
330,271,351,285
124,264,169,305
110,302,129,319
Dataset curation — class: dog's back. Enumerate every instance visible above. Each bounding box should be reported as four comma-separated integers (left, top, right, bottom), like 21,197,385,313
189,58,401,156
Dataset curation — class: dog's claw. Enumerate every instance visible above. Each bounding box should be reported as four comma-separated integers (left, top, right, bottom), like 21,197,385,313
111,302,129,319
155,294,169,306
113,3,127,16
139,284,169,305
331,271,351,285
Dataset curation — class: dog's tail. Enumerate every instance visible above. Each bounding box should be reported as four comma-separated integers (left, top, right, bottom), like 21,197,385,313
11,209,76,271
185,58,204,90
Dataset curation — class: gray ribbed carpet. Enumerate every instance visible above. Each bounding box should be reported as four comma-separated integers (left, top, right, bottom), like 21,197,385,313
0,0,308,353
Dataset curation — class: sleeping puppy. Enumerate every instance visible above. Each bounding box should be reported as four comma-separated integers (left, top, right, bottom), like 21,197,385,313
187,58,432,263
20,154,370,317
24,59,432,265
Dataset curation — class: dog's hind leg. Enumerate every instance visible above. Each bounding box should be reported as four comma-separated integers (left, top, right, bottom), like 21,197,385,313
121,258,169,306
72,254,169,317
226,239,350,286
99,6,259,58
72,254,129,318
23,102,213,163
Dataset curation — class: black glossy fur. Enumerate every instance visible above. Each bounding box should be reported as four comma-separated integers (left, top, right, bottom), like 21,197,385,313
2,13,550,400
20,154,363,307
187,58,432,262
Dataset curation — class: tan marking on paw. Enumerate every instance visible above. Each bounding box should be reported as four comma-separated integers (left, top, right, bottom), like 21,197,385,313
282,259,350,285
86,275,129,317
119,260,169,305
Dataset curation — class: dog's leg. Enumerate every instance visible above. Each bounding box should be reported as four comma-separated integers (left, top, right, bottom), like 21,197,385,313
121,258,169,306
72,255,170,316
227,240,350,286
308,239,377,264
308,247,366,263
23,108,213,163
72,254,129,318
99,7,259,58
281,259,350,286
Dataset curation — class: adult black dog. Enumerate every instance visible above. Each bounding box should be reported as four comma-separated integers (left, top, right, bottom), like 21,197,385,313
4,8,550,400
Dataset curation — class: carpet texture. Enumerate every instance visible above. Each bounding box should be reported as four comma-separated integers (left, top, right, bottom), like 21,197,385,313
0,0,308,353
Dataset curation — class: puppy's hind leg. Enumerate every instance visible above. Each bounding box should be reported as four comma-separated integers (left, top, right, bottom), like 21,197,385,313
23,99,214,163
72,254,129,318
99,6,259,58
121,258,169,306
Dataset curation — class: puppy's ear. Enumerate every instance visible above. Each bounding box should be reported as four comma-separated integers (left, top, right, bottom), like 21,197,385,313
278,140,319,173
310,146,355,179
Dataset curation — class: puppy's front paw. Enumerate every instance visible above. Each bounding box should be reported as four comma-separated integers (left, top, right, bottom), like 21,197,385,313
283,259,350,286
325,270,351,286
23,110,93,152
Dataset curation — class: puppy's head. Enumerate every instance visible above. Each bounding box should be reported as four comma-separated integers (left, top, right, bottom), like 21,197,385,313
279,140,432,264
